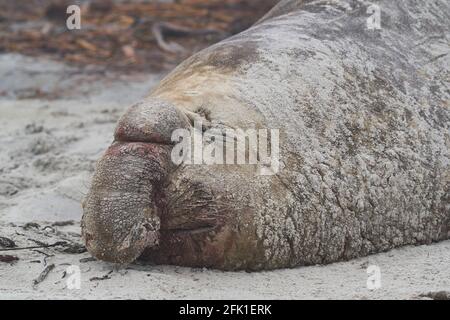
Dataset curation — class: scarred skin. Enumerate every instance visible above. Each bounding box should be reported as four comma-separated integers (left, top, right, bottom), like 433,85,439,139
82,0,450,271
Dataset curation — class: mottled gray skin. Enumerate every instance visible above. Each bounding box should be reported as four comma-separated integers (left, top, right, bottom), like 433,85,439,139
82,0,450,270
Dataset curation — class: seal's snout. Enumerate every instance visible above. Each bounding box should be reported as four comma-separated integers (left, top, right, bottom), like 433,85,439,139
82,99,188,264
82,142,169,264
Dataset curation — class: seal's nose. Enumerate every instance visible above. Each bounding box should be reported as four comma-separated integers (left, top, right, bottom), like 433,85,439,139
114,98,190,144
81,142,171,264
82,98,188,264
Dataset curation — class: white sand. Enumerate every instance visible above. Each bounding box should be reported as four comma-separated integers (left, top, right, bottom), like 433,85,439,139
0,54,449,300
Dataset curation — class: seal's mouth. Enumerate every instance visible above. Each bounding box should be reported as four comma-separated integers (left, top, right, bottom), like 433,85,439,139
81,141,171,264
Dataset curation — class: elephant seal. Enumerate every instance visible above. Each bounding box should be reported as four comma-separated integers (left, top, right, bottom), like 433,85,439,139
82,0,450,270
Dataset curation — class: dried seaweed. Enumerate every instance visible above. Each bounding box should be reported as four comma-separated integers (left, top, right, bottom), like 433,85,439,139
60,243,87,254
0,236,16,248
419,291,450,300
51,220,75,227
90,270,113,281
0,255,19,263
33,264,55,286
0,241,67,252
0,0,277,72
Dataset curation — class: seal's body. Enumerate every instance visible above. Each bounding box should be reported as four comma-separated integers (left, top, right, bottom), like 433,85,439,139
82,0,450,270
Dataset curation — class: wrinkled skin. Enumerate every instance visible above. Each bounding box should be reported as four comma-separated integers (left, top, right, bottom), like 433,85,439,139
82,0,450,270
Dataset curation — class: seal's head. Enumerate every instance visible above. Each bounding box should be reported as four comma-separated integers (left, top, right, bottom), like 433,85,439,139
81,96,267,269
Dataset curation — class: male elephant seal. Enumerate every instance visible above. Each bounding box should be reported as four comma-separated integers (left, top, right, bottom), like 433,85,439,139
82,0,450,270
